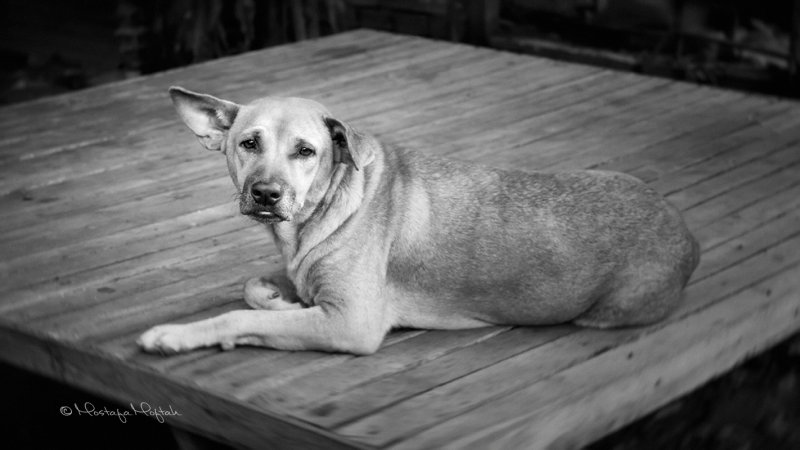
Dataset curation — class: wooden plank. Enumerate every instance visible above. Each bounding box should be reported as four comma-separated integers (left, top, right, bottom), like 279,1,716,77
648,127,800,197
0,123,198,195
623,106,794,182
0,155,222,234
485,86,743,171
333,328,638,446
445,77,678,161
359,68,620,144
311,48,555,112
0,172,234,250
0,198,242,278
414,68,651,131
556,93,780,174
453,79,702,166
555,98,786,172
34,258,270,341
352,65,606,143
0,230,274,320
240,327,510,408
375,71,654,160
694,211,800,282
665,143,800,211
682,161,800,229
766,104,800,132
0,196,245,274
695,182,800,251
290,327,574,429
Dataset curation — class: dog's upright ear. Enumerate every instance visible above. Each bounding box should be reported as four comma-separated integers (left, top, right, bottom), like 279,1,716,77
168,86,240,152
324,117,377,171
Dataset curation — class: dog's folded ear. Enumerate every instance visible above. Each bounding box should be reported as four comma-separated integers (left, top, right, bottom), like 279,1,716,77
324,117,376,171
168,86,240,152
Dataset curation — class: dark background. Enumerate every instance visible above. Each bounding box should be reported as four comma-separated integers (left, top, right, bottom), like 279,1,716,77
2,0,799,105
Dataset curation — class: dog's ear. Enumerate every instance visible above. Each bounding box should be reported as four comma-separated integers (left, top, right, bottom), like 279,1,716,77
324,117,376,171
168,86,240,152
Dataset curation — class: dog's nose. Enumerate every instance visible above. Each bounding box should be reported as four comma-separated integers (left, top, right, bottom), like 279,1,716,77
250,182,282,206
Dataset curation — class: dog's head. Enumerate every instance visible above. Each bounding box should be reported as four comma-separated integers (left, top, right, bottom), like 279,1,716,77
168,86,374,224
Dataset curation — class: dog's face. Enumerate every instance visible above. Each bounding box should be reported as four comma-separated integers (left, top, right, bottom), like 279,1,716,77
225,97,336,223
168,87,372,224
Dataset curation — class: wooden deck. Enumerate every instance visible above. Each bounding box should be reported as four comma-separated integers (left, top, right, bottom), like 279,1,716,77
1,30,799,449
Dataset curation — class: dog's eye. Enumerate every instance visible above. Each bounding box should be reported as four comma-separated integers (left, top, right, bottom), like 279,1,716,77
240,139,257,150
298,147,315,157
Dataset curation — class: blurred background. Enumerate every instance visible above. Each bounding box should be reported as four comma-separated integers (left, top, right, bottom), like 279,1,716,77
1,0,799,105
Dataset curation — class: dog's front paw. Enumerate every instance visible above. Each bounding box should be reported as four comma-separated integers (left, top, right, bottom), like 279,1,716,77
244,277,283,309
244,277,302,310
138,324,202,354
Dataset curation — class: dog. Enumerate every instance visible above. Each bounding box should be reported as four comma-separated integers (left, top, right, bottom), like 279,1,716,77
138,87,700,355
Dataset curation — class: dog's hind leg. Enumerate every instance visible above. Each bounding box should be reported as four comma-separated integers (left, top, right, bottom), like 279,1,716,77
573,263,685,328
244,272,304,311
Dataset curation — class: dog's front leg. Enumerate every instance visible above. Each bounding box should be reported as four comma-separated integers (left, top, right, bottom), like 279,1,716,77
138,303,388,355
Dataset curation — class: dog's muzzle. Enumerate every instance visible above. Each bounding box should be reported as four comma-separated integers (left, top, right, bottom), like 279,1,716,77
251,181,282,206
241,181,289,223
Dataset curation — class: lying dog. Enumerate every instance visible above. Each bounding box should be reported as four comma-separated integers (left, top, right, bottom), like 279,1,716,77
138,87,700,355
